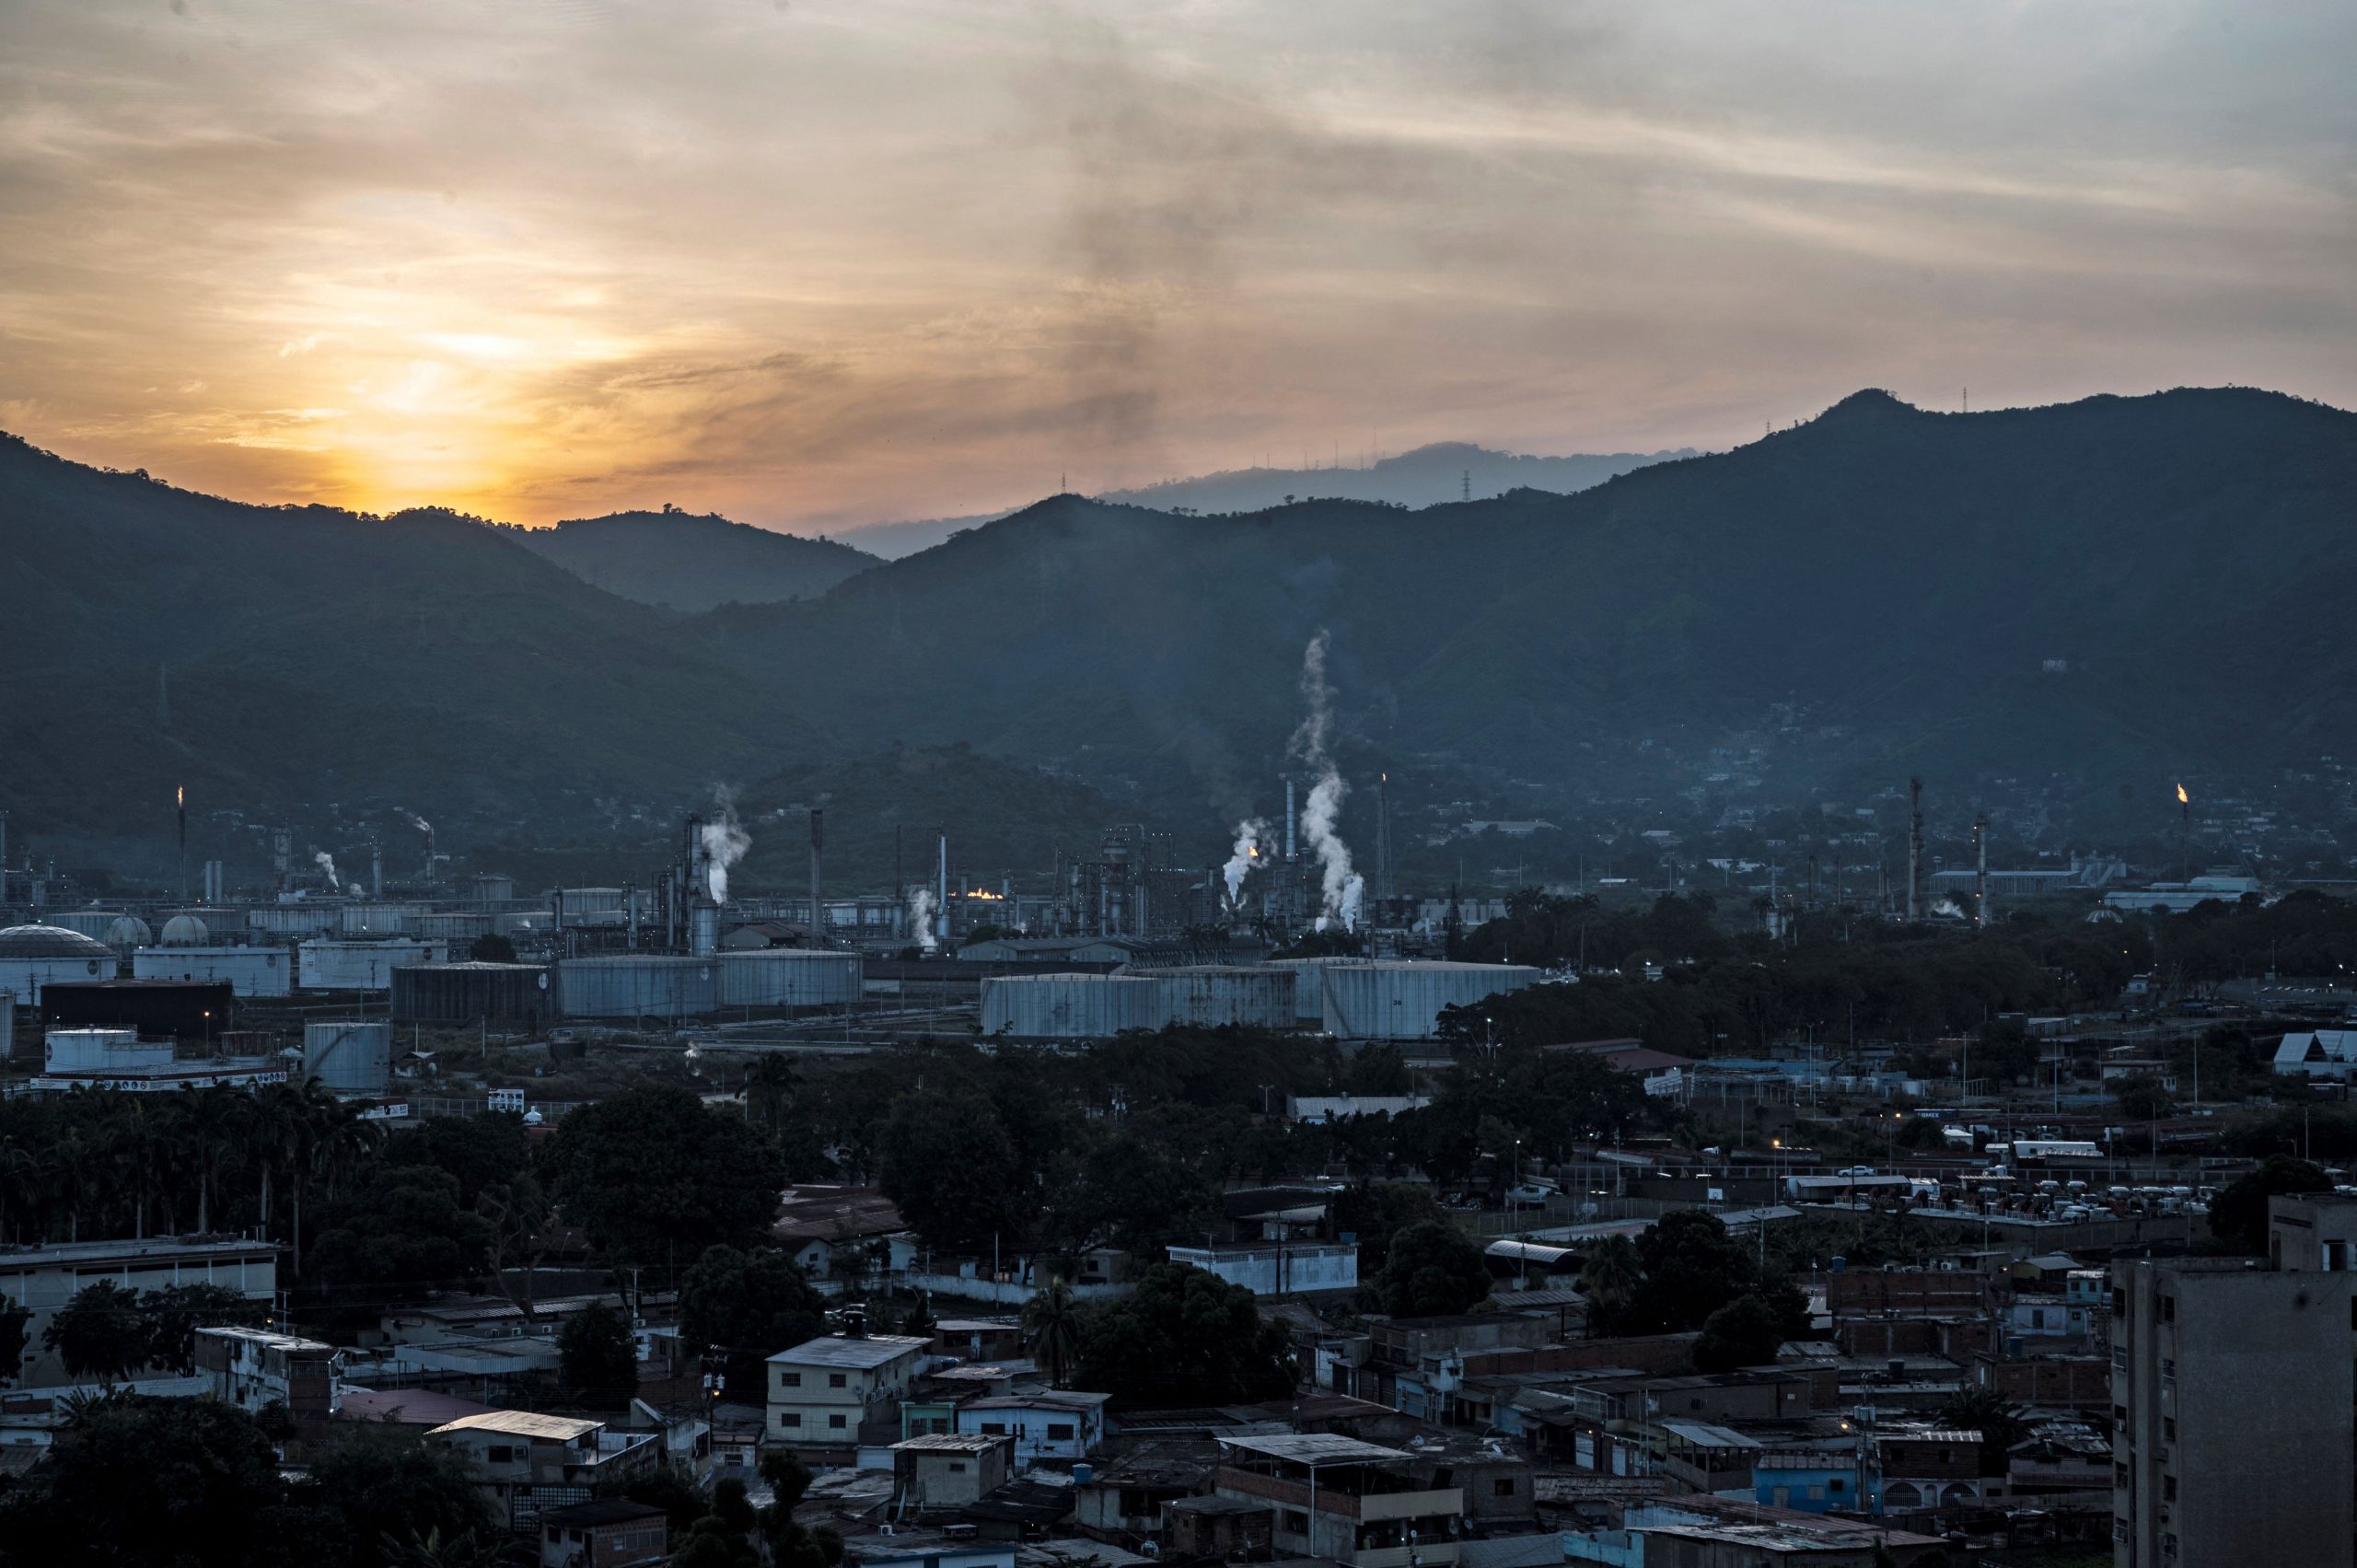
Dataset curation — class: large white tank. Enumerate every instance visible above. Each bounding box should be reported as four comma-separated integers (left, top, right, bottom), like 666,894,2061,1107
303,1020,391,1096
298,938,445,991
44,1028,170,1074
1263,956,1364,1022
980,973,1155,1040
247,904,342,938
1315,960,1539,1040
103,916,154,952
1150,966,1295,1029
719,949,864,1010
341,902,427,935
556,955,719,1019
133,945,294,998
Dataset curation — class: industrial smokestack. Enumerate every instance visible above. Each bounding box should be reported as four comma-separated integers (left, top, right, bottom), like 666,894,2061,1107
1974,811,1989,928
1906,777,1923,923
809,808,825,947
370,840,383,899
1284,779,1296,863
936,830,949,945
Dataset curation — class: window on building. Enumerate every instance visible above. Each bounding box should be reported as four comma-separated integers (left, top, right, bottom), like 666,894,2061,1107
1492,1479,1516,1499
948,1462,967,1474
486,1446,514,1464
1282,1512,1308,1535
981,1423,1007,1435
781,1413,801,1427
2159,1295,2176,1323
1048,1423,1076,1442
830,1414,847,1430
1829,1478,1844,1493
830,1373,848,1388
2163,1418,2175,1442
2163,1475,2177,1502
780,1372,802,1388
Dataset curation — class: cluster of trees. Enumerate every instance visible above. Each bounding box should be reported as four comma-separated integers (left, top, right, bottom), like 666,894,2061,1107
1444,890,2158,1050
1581,1212,1809,1372
0,1397,496,1568
22,1281,262,1385
0,1078,378,1250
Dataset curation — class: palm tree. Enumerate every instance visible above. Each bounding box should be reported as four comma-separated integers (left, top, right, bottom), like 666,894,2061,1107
44,1131,98,1243
242,1082,304,1238
1578,1235,1643,1336
0,1134,39,1244
173,1085,243,1235
744,1055,800,1137
1021,1275,1083,1388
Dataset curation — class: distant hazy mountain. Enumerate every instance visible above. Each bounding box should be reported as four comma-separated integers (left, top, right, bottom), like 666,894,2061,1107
8,388,2353,855
505,508,878,611
702,388,2357,814
839,441,1695,558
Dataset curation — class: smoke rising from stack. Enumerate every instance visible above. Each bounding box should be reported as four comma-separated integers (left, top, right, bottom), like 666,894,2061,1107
700,788,751,903
313,851,339,890
1287,631,1365,932
1222,818,1269,904
906,887,939,953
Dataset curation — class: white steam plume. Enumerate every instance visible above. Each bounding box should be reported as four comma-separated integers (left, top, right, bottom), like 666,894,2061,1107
906,886,938,954
1223,818,1269,904
401,811,433,834
313,851,339,890
1288,631,1366,932
1930,897,1967,918
701,788,751,903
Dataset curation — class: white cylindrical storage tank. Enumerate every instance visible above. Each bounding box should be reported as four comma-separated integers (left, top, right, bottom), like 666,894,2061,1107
718,949,865,1009
1264,956,1361,1022
413,912,493,943
304,1020,391,1096
248,904,342,938
47,909,122,939
1151,966,1295,1029
981,972,1155,1040
691,902,720,958
43,1028,156,1073
342,902,427,935
556,956,719,1019
299,938,444,991
1317,960,1538,1040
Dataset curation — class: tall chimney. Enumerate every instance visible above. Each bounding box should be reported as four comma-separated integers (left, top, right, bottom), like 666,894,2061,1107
1284,778,1296,863
1906,777,1923,923
809,808,825,947
370,840,383,899
936,830,949,944
1974,811,1989,928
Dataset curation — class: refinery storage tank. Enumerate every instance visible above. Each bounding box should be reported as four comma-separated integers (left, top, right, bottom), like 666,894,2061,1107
981,972,1155,1040
298,937,445,991
46,908,124,940
392,962,551,1028
158,914,211,946
1150,966,1295,1030
719,949,864,1011
1315,960,1539,1040
248,903,343,938
44,1028,172,1075
103,915,155,952
556,955,719,1020
1264,956,1364,1022
413,912,493,945
303,1020,391,1096
133,945,293,997
0,923,118,1002
341,902,427,935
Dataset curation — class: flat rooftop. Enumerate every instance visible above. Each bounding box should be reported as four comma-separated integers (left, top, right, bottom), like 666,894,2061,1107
1218,1433,1409,1465
772,1334,932,1369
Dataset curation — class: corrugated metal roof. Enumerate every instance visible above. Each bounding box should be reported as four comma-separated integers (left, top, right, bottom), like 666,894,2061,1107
1218,1433,1408,1464
770,1334,931,1368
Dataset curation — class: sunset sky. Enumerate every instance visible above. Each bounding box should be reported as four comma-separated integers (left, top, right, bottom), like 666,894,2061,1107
3,0,2351,534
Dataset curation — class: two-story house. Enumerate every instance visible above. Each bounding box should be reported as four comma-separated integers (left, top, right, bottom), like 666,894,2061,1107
768,1333,931,1458
953,1389,1109,1470
1211,1434,1465,1568
192,1325,340,1423
428,1411,660,1534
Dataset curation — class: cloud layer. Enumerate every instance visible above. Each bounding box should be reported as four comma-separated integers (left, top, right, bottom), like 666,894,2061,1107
2,0,2350,531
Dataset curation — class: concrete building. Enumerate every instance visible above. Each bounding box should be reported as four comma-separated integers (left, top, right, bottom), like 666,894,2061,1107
890,1433,1014,1511
2109,1193,2357,1568
954,1389,1109,1469
1211,1433,1466,1568
1167,1241,1359,1297
427,1411,659,1535
766,1333,930,1454
131,945,294,997
537,1499,669,1568
192,1325,340,1423
0,1236,278,1388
